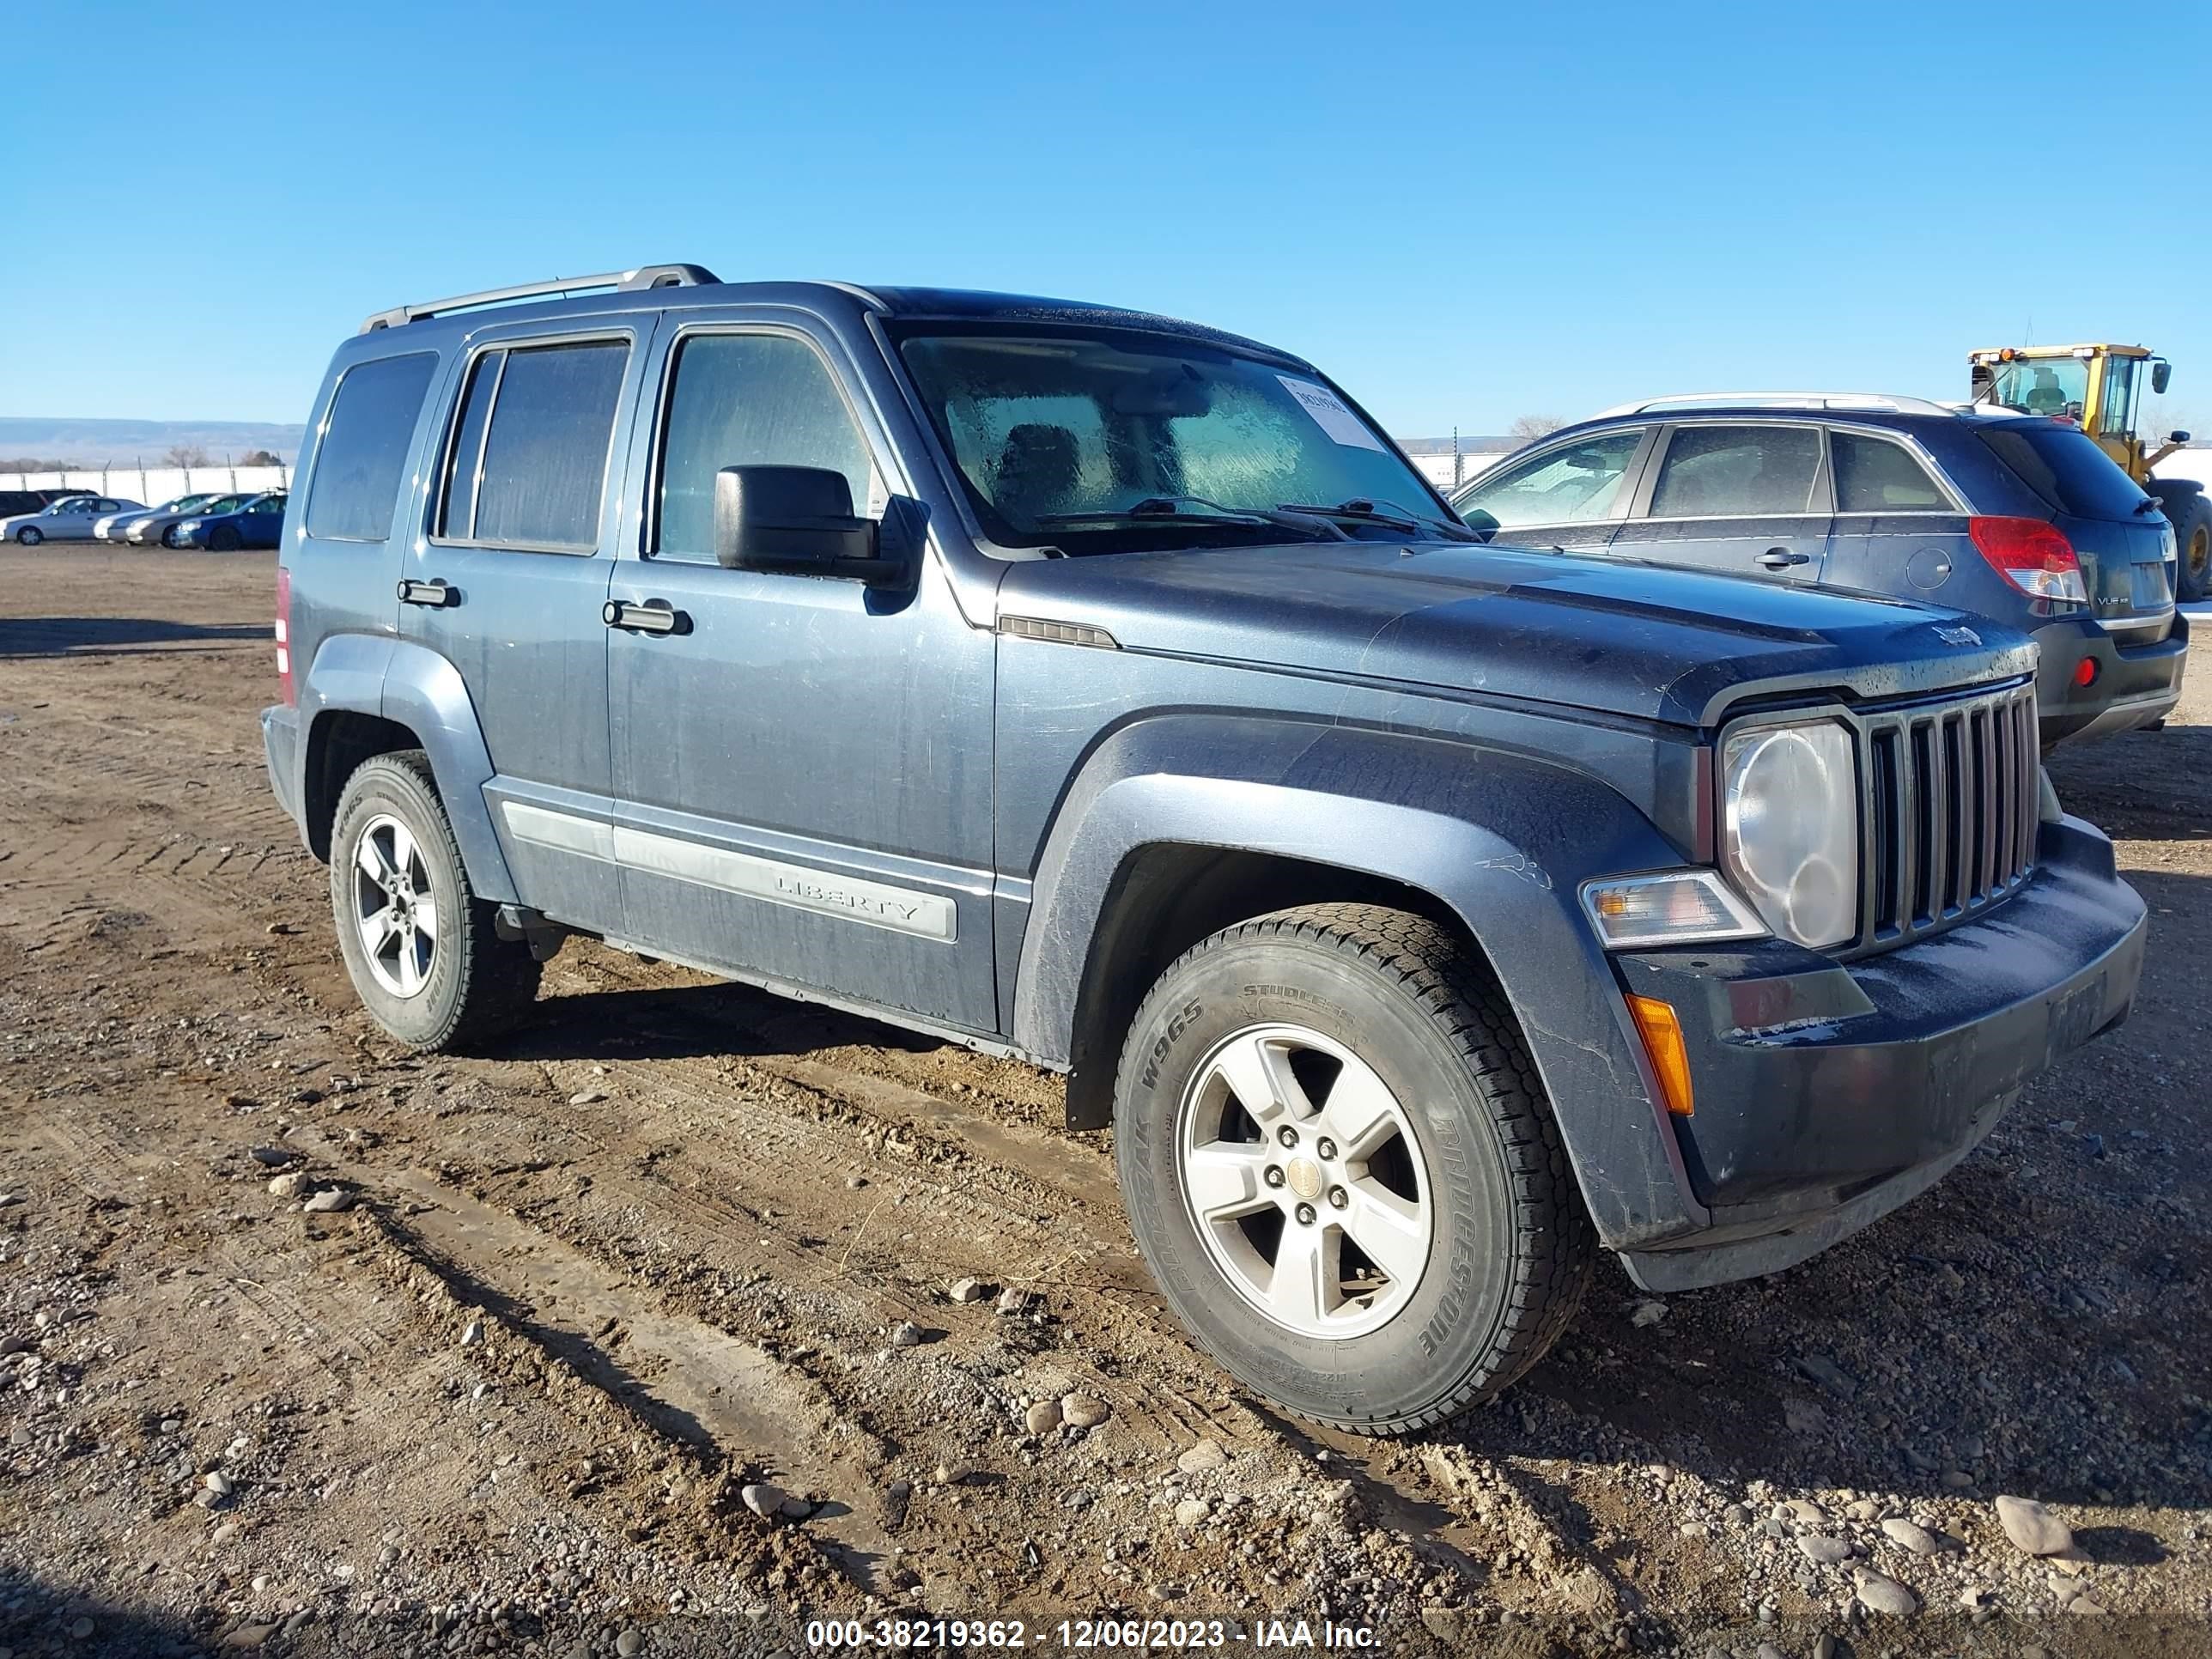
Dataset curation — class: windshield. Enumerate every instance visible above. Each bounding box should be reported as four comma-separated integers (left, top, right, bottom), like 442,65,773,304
894,325,1451,550
1983,357,2088,422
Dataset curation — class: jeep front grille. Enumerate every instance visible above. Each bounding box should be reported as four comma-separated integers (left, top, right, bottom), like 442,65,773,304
1857,683,2039,950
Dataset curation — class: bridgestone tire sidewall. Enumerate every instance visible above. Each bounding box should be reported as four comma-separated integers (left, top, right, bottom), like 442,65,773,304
329,760,474,1048
1117,933,1518,1428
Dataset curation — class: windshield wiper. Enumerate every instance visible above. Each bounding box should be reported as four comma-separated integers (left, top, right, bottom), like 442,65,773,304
1037,496,1345,540
1276,497,1483,543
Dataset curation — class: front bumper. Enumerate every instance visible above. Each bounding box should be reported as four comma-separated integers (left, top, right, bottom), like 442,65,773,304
2033,610,2186,744
1608,813,2144,1291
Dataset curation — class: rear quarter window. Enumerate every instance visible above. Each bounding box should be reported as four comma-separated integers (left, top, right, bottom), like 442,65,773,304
305,353,438,543
1977,423,2150,522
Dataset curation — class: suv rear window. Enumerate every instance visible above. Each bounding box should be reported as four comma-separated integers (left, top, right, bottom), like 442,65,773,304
1831,431,1948,512
305,352,436,543
441,340,629,550
1977,423,2150,522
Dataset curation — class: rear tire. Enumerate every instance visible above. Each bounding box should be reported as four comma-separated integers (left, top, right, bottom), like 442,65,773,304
329,750,540,1051
2171,492,2212,604
1114,902,1594,1434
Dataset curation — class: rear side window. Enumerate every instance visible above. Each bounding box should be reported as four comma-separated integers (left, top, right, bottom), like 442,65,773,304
1831,431,1948,512
305,352,436,542
441,339,629,550
653,332,878,562
1978,423,2150,522
1649,425,1821,517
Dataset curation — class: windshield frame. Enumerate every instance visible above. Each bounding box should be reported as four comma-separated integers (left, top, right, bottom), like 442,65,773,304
881,317,1456,557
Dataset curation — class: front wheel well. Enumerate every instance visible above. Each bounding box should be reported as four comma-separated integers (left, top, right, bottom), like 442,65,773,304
1061,843,1482,1129
303,710,423,863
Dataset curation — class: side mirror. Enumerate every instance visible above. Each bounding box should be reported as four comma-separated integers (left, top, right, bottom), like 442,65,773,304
1461,506,1500,542
713,465,904,586
2171,430,2191,444
2151,361,2171,396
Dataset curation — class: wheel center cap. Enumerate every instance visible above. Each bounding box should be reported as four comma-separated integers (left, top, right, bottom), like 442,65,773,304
1286,1157,1322,1201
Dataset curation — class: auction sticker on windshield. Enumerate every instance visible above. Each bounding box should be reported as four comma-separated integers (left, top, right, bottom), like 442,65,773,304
1276,375,1385,451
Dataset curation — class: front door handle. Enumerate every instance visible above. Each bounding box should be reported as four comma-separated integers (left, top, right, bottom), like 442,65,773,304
602,599,690,635
398,578,459,607
1756,548,1810,569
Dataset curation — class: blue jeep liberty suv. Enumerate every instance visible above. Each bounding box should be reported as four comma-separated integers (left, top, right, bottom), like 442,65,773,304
261,264,2147,1433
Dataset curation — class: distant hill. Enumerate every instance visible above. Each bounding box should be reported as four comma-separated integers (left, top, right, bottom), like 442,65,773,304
0,417,307,467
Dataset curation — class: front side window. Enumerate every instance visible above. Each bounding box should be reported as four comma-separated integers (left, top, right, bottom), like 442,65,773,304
1648,425,1821,518
439,339,629,550
653,333,878,563
1830,431,1948,512
305,352,437,543
894,325,1456,551
1456,430,1644,527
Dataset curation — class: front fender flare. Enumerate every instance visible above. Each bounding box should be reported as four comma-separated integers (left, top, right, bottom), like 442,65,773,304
1013,715,1711,1249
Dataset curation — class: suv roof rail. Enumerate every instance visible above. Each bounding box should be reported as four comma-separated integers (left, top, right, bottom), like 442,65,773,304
358,264,720,334
1589,391,1956,419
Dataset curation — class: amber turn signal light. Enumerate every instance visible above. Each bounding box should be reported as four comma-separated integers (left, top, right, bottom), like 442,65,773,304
1626,994,1695,1117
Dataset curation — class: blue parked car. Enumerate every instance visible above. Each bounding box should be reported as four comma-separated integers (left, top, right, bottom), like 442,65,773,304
173,490,288,551
1450,394,2186,747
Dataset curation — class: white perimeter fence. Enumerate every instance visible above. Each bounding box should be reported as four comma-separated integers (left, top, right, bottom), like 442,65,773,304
2,463,290,501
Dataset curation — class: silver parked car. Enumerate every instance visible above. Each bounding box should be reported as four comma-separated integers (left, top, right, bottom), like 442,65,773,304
1,495,144,544
128,492,250,547
96,495,219,542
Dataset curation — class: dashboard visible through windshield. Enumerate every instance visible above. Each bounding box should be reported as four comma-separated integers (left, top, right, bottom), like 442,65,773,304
892,325,1460,552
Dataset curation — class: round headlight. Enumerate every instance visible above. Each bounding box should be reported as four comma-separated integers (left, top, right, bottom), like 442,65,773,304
1722,720,1858,950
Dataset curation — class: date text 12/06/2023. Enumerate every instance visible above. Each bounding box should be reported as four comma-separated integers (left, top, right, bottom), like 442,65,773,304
802,1617,1384,1650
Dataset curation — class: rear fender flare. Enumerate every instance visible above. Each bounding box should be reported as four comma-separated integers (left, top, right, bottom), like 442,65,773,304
301,634,520,905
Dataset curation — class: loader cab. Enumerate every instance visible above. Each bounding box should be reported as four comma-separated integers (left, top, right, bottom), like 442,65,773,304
1970,344,2177,483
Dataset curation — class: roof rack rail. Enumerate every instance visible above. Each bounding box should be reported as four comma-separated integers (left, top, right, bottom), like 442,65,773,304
1590,392,1955,419
358,264,720,334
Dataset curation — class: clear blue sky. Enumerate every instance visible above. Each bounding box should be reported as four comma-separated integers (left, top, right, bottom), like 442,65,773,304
5,0,2207,436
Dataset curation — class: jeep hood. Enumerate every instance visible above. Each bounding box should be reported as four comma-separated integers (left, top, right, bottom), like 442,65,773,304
994,540,2037,727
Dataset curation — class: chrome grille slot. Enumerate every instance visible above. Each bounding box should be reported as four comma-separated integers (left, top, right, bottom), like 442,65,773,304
1852,683,2038,953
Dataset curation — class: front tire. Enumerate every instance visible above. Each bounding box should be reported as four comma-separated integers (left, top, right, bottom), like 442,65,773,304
15,526,40,545
1114,903,1593,1434
329,750,540,1051
206,524,241,552
2171,492,2212,604
161,526,181,548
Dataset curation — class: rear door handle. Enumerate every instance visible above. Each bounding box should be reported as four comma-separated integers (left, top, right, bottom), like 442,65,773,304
1756,549,1810,569
398,578,459,607
602,599,689,635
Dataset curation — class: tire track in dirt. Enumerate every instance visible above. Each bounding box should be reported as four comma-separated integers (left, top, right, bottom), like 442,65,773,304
280,1127,905,1581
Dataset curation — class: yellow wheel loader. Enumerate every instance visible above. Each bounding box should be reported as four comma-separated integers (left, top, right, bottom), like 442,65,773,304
1972,344,2210,601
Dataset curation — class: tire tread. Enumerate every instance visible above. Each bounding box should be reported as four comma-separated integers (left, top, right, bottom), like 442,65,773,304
1122,902,1595,1435
331,750,540,1052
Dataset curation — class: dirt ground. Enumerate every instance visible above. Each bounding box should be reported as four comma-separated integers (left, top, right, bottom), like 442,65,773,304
1,548,2207,1659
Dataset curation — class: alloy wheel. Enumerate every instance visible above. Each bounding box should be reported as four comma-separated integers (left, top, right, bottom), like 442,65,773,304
1176,1022,1433,1339
351,813,438,998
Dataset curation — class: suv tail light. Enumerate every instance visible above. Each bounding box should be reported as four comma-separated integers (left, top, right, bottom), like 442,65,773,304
1968,516,2088,603
275,564,295,706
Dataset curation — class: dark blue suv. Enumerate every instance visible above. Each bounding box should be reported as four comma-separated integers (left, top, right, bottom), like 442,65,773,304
259,273,2147,1434
1450,395,2187,746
